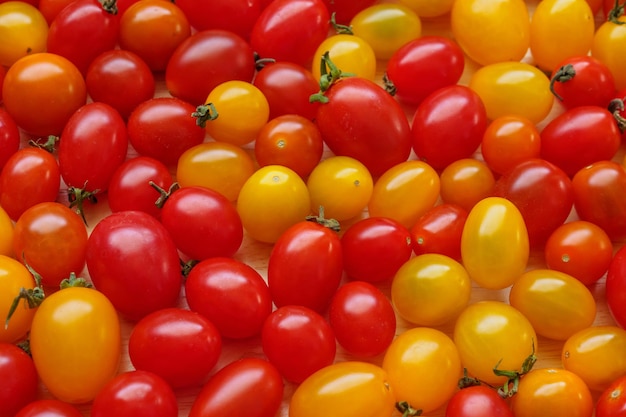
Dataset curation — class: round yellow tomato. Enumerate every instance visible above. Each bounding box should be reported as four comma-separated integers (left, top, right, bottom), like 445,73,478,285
453,301,537,386
509,269,596,341
289,361,396,417
592,14,626,90
237,165,311,243
397,0,454,18
0,204,14,257
176,141,256,202
461,196,529,290
0,1,48,67
468,61,554,124
562,325,626,392
368,160,440,229
311,34,376,82
0,255,36,344
391,253,471,326
382,327,461,413
440,158,496,212
307,156,373,222
451,0,530,66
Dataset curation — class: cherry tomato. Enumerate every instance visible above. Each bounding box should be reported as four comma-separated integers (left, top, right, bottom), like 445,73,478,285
411,85,487,170
383,327,462,413
267,218,342,312
469,61,554,125
509,269,596,341
439,158,495,212
236,165,311,244
328,281,396,357
320,0,376,23
391,253,471,327
596,374,626,417
38,0,75,24
30,284,122,404
0,206,13,258
2,52,86,137
14,399,83,417
606,245,626,328
445,385,514,417
411,203,468,260
453,301,537,386
91,371,177,417
451,0,530,66
461,197,529,290
311,33,377,82
261,305,336,384
0,108,19,171
127,97,206,167
0,255,36,343
185,257,272,339
189,357,283,417
306,155,373,222
0,342,37,417
290,361,396,417
174,0,261,40
341,216,413,283
85,211,183,321
128,308,222,389
368,160,440,229
544,220,613,286
398,0,454,17
592,12,626,90
0,1,48,67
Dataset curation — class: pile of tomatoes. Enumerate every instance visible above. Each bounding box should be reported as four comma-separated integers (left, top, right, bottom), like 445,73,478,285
3,0,626,416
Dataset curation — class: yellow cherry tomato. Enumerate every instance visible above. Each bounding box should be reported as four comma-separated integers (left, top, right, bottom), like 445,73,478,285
592,14,626,90
0,1,48,67
562,325,626,392
176,141,256,202
439,158,496,212
461,196,529,290
0,204,14,257
350,3,422,60
453,301,537,386
30,285,121,404
311,34,376,82
391,253,471,327
289,361,396,417
237,165,311,244
468,61,554,124
509,269,596,341
529,0,595,73
368,160,440,229
0,255,36,344
307,156,373,222
397,0,454,18
203,80,270,146
382,327,462,413
451,0,530,66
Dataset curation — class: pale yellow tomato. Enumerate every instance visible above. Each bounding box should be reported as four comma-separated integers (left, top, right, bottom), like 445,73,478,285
311,34,376,82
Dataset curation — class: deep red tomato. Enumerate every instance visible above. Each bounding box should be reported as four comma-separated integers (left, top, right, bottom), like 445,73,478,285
341,216,413,283
597,374,626,417
261,305,336,383
321,0,375,23
127,97,206,167
58,102,128,193
0,108,19,171
38,0,75,24
175,0,261,40
540,106,621,176
46,0,119,75
165,29,256,106
85,49,155,120
185,257,273,339
250,0,330,67
91,370,178,417
411,84,488,170
128,308,222,389
267,218,343,313
385,35,465,107
107,156,175,219
445,385,514,417
0,146,61,221
188,357,283,417
159,186,243,261
0,343,38,417
493,158,574,247
85,210,183,321
328,281,396,357
606,246,626,328
411,203,469,261
572,160,626,240
253,61,321,121
14,399,83,417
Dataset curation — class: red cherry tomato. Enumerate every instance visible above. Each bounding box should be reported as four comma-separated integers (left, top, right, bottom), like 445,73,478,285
0,108,20,171
14,399,83,417
596,374,626,417
0,343,38,417
445,385,514,417
606,246,626,328
321,0,376,24
174,0,261,40
411,203,469,261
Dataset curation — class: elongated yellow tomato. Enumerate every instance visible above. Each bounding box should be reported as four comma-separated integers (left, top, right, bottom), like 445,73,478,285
397,0,454,18
562,325,626,392
592,15,626,90
30,286,121,404
453,301,537,386
391,253,471,327
289,361,396,417
0,255,36,343
468,62,554,125
368,160,440,229
0,204,13,257
529,0,594,72
451,0,530,66
311,34,376,82
237,165,311,243
509,269,596,341
382,327,461,413
461,196,529,290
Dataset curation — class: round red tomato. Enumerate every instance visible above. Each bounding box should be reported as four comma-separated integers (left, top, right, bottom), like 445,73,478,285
174,0,261,40
411,203,468,261
597,374,626,417
14,399,83,417
446,385,514,417
0,343,38,417
606,246,626,328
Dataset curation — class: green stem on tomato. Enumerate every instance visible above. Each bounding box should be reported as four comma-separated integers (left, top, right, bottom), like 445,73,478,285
192,103,219,128
67,184,99,226
549,64,576,102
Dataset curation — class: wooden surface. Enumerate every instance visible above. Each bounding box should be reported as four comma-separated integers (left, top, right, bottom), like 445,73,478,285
35,1,621,416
